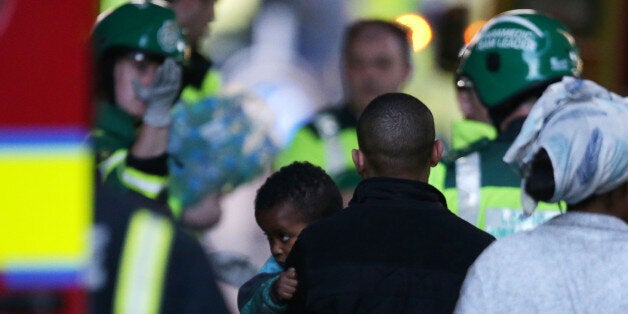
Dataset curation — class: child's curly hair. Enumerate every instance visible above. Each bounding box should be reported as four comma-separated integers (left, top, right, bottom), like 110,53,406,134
255,161,342,223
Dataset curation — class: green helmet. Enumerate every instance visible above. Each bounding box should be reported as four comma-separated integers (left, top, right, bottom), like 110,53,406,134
457,9,582,108
93,1,185,61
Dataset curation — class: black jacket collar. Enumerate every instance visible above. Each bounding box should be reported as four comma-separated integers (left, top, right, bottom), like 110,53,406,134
349,177,448,208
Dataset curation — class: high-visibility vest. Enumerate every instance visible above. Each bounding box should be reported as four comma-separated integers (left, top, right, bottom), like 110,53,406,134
450,119,497,151
273,107,361,190
434,120,561,238
429,119,497,192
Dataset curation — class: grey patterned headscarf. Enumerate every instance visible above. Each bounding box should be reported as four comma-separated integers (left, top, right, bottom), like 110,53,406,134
504,76,628,214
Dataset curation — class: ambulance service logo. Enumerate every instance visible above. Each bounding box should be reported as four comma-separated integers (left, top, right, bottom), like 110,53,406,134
476,16,544,53
157,20,182,53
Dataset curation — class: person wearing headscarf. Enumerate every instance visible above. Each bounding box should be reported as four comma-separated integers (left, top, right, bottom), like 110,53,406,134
455,76,628,313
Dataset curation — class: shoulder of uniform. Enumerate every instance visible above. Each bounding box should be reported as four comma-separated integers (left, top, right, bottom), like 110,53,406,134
300,106,340,137
441,137,492,166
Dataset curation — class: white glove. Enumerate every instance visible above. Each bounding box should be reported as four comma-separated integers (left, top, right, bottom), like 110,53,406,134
133,58,182,127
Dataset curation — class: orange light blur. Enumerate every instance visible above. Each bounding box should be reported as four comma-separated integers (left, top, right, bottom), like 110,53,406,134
395,14,433,52
464,20,487,44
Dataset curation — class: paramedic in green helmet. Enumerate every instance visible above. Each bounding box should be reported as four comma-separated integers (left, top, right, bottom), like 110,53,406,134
441,9,583,238
92,1,186,202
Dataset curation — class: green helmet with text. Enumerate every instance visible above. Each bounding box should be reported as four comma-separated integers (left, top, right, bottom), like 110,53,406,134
456,9,582,110
93,1,185,61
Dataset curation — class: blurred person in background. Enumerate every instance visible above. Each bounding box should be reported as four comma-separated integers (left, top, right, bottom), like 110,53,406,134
92,1,185,204
90,3,229,313
440,10,583,237
164,0,281,291
456,76,628,313
91,185,230,314
98,0,227,228
163,0,228,229
273,19,413,205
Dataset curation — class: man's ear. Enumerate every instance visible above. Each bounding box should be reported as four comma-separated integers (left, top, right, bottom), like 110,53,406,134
429,139,444,167
352,149,366,177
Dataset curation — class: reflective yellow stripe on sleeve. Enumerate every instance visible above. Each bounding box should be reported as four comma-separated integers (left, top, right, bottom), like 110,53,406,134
120,167,167,199
99,149,127,181
114,209,174,314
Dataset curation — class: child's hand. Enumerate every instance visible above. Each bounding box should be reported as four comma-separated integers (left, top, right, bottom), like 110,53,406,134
274,267,298,301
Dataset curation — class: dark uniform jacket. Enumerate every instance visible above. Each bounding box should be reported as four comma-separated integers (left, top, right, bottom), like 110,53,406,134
93,103,169,201
91,186,229,314
286,177,495,313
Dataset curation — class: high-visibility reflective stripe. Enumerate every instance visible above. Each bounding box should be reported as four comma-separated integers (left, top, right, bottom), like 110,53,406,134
114,209,174,314
456,152,481,225
167,196,184,219
99,150,127,181
120,167,167,199
314,114,345,177
451,120,497,151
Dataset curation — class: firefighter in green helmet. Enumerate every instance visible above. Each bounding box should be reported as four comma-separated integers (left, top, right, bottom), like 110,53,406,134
92,1,185,202
441,9,583,238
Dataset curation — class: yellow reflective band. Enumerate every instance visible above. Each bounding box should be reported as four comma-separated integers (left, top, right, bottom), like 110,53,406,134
273,128,325,171
120,167,167,199
451,120,497,151
428,162,447,192
99,149,127,181
99,0,126,13
114,209,174,314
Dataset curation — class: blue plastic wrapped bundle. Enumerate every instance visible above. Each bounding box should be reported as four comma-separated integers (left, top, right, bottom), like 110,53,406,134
168,94,279,212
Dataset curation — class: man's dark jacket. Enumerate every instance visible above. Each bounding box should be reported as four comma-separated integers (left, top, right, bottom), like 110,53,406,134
286,177,495,313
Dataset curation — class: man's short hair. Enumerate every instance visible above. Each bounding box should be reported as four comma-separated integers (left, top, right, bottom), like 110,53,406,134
342,19,412,64
357,93,435,176
255,161,342,223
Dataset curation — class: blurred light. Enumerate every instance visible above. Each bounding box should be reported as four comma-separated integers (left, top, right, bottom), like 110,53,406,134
396,13,432,52
464,20,487,44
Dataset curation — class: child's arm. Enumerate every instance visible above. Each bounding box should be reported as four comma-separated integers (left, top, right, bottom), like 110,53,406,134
238,272,287,314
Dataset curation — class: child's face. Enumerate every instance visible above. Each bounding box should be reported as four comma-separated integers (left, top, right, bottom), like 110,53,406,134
256,202,309,266
113,54,161,117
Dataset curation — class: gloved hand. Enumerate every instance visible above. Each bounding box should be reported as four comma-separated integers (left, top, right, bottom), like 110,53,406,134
133,58,182,127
